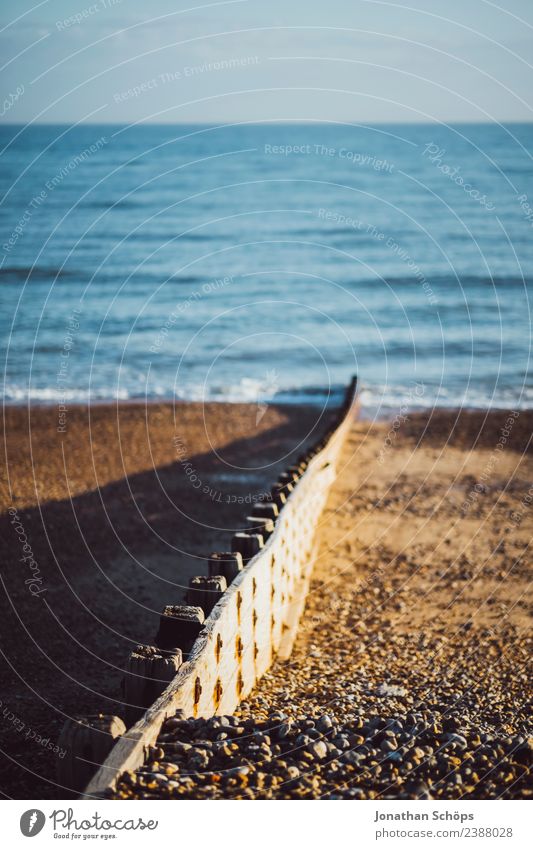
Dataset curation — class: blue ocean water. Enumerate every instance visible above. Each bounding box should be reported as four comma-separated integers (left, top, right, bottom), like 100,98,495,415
1,123,532,416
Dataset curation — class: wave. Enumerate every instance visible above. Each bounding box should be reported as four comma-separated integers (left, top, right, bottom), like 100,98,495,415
345,274,533,288
358,383,533,418
0,266,78,282
4,379,532,417
82,199,141,210
3,263,531,290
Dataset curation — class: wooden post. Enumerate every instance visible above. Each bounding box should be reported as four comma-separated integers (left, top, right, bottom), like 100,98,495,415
187,575,227,615
208,551,243,583
271,484,289,508
279,471,298,486
156,605,204,654
231,532,264,563
245,515,275,539
250,501,279,520
123,645,182,726
57,714,126,793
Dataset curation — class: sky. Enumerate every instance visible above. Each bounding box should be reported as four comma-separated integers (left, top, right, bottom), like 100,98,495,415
1,0,533,124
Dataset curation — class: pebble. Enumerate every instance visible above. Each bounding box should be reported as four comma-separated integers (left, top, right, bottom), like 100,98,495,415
317,714,333,732
309,741,328,760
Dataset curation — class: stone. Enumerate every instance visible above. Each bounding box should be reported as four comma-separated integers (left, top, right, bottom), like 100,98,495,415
317,714,333,732
309,740,328,760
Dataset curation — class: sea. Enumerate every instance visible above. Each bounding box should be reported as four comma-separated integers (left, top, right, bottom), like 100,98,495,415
1,122,532,417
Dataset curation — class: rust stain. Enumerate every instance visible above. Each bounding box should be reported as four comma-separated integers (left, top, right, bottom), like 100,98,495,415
215,633,223,663
213,678,223,710
193,677,202,717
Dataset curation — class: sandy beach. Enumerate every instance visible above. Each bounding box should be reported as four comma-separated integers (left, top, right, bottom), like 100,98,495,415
111,406,532,800
0,401,328,799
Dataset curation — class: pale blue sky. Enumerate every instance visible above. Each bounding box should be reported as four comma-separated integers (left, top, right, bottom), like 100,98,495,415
1,0,533,123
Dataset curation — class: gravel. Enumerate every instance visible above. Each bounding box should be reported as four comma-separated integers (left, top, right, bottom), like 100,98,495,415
111,608,531,800
110,707,531,800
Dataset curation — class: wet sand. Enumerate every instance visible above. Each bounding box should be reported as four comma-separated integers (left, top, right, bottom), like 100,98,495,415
0,401,329,799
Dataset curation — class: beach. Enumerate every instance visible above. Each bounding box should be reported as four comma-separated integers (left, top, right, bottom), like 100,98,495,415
2,401,530,798
109,406,532,800
1,0,532,835
0,400,328,799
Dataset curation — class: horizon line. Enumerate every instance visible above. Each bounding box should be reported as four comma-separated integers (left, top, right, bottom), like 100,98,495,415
1,119,533,127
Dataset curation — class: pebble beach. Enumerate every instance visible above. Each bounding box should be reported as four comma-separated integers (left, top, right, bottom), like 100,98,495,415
110,409,532,800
